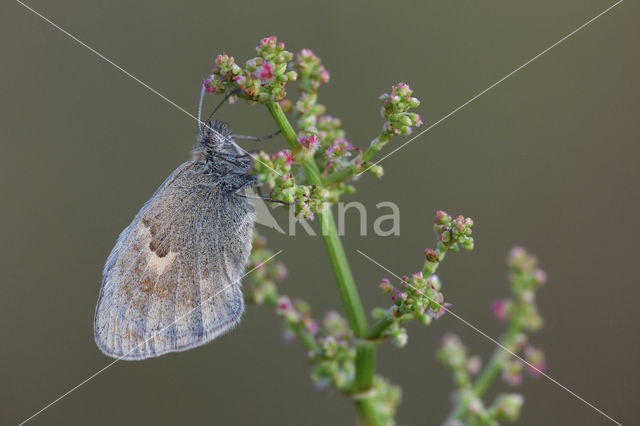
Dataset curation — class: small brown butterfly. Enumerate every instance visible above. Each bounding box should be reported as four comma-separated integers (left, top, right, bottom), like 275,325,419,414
94,118,256,360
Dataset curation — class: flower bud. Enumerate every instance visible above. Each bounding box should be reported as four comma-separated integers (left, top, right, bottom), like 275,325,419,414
424,248,440,263
493,393,524,421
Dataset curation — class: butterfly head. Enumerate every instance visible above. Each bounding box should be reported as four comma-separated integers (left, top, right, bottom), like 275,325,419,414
199,120,233,151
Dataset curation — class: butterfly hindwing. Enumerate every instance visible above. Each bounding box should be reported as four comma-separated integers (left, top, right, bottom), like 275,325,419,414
94,162,254,360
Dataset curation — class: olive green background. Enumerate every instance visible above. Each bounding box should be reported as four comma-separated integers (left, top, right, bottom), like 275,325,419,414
1,1,638,425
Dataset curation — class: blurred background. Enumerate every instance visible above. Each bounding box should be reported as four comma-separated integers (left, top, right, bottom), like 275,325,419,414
1,0,638,424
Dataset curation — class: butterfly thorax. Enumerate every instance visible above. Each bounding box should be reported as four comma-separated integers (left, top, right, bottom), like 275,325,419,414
191,120,257,193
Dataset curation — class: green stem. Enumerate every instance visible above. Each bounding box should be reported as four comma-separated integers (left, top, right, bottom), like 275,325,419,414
366,315,395,340
355,399,384,426
362,135,389,162
317,211,367,335
366,312,414,340
325,164,358,185
265,101,380,424
265,101,323,184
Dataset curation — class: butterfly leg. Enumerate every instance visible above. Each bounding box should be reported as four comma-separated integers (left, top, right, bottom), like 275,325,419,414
232,130,281,142
235,186,292,206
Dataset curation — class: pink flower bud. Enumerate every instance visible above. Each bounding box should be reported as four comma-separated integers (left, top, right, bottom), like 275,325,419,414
425,248,439,262
492,299,509,321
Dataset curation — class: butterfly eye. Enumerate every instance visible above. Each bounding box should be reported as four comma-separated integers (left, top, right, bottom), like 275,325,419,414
200,128,222,149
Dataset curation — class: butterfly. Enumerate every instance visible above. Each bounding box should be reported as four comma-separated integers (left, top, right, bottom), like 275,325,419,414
93,119,257,360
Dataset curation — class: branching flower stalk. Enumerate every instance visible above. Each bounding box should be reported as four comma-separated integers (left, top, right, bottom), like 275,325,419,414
440,247,548,425
204,36,547,426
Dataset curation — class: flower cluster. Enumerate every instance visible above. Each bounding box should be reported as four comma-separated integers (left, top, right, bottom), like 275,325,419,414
295,129,321,160
204,36,297,103
245,230,404,424
495,247,547,331
492,247,548,387
492,337,547,388
276,297,319,341
433,210,474,253
490,393,525,422
245,232,355,392
363,83,422,161
368,376,403,426
438,333,483,387
316,116,361,175
310,312,355,392
290,49,363,181
367,211,474,351
244,232,288,305
249,149,329,220
378,83,423,136
439,247,547,424
380,272,448,325
294,49,329,130
305,309,401,425
204,36,426,227
296,48,330,92
448,390,525,425
250,150,294,188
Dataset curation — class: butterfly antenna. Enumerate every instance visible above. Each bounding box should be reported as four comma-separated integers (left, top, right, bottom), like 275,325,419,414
198,82,207,137
198,83,235,137
199,85,243,153
206,89,239,125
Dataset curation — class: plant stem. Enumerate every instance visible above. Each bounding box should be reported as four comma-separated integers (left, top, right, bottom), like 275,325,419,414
265,101,380,424
362,137,386,163
266,101,368,333
317,210,368,335
265,101,323,184
366,314,395,340
325,164,358,185
355,399,384,426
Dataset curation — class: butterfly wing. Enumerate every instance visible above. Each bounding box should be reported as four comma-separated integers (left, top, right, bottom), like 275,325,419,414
94,162,254,360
